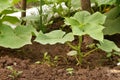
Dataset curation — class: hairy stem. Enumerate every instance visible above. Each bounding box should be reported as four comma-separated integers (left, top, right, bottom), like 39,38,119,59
78,36,82,54
77,36,83,64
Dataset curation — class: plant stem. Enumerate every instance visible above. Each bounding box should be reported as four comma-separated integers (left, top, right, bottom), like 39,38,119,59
59,55,69,64
77,36,83,57
75,55,81,65
83,48,98,57
78,36,82,54
99,6,102,12
39,0,43,31
66,42,78,51
77,36,83,64
67,36,83,65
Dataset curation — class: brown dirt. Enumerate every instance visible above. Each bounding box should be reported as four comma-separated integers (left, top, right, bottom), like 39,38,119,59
0,41,120,80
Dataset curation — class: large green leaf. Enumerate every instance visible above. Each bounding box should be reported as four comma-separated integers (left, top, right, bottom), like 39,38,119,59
65,11,106,41
0,24,37,49
35,30,74,45
85,12,106,24
103,6,120,35
97,39,120,52
2,16,20,24
0,0,11,12
73,11,90,24
84,24,104,41
104,6,120,19
104,17,120,35
1,9,17,15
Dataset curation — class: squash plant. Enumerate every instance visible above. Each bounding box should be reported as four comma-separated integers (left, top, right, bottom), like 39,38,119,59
35,10,120,65
65,11,105,64
21,0,120,62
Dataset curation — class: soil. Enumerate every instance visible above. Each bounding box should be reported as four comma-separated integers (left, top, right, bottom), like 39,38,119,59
0,39,120,80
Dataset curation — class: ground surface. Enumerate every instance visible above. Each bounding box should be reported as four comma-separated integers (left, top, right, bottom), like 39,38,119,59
0,40,120,80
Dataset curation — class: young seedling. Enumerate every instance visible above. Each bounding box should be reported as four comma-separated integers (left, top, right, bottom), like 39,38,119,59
35,52,51,66
43,52,51,62
6,66,23,80
53,56,59,64
35,52,59,66
66,68,74,75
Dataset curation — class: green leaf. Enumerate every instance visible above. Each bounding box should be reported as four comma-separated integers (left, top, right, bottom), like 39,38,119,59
71,0,81,10
67,50,77,56
85,12,106,24
106,52,112,57
0,0,11,12
104,17,120,35
0,24,37,49
104,6,120,19
116,0,120,5
65,11,106,42
95,0,116,6
84,24,104,41
35,30,74,45
14,25,38,39
73,11,90,24
97,39,120,52
71,25,85,36
64,17,80,26
113,52,120,56
2,16,20,24
103,6,120,35
1,9,17,14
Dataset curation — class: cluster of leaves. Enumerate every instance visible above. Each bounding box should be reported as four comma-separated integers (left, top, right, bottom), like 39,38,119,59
0,0,37,48
91,0,120,35
35,11,120,64
24,0,81,29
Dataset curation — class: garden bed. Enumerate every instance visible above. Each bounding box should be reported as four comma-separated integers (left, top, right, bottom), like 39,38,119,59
0,40,120,80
